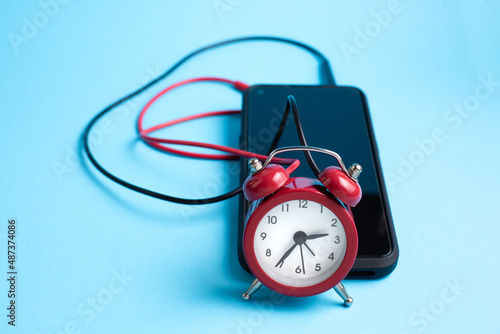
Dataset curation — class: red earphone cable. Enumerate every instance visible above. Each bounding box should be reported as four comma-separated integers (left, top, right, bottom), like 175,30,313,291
137,77,247,133
137,77,298,168
141,110,242,160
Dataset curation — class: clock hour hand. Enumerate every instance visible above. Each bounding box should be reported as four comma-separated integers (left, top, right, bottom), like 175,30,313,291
305,233,329,240
302,233,327,256
275,232,327,268
304,242,315,256
275,243,297,268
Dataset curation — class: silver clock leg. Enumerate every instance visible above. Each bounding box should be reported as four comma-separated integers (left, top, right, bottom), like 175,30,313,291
242,278,262,301
333,282,353,307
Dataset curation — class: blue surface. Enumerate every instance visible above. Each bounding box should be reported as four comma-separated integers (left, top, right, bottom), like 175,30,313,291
1,1,500,333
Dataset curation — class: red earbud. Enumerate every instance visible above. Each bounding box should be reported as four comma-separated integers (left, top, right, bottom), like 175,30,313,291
242,150,362,207
318,166,362,207
243,164,289,201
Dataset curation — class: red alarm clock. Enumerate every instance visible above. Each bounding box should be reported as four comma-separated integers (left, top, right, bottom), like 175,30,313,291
241,146,362,306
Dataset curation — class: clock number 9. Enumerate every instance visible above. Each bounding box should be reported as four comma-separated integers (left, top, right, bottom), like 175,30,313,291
260,232,267,240
267,216,277,224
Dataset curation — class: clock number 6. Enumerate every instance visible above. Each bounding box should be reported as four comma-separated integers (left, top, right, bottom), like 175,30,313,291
295,266,302,274
267,216,277,224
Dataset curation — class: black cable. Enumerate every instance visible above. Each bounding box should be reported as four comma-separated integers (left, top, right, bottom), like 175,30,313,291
82,36,334,204
268,95,322,178
288,95,322,178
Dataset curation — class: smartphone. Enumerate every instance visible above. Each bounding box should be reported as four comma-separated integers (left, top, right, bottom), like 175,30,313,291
237,85,398,278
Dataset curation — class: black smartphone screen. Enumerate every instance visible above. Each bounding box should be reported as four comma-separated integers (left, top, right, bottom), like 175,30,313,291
238,85,398,278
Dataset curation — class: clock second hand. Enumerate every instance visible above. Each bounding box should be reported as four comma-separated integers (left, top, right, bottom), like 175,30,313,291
299,244,305,275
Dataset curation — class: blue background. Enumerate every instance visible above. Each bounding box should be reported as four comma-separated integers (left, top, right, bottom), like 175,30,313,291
1,0,500,333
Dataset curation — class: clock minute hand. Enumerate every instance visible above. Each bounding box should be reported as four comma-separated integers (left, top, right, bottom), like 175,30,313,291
305,233,329,240
275,243,298,268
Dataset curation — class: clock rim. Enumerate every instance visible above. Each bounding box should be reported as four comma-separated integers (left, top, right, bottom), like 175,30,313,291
243,177,358,297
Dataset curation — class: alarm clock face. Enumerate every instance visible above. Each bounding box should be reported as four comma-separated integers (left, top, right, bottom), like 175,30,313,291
253,199,347,288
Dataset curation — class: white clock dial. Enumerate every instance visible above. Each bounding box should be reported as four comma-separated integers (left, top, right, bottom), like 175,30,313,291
254,199,347,287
